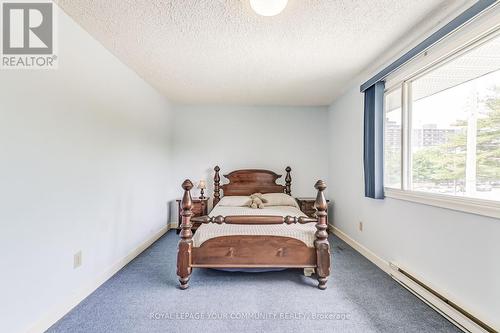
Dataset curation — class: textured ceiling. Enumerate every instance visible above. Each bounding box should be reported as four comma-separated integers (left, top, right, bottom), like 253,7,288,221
55,0,470,106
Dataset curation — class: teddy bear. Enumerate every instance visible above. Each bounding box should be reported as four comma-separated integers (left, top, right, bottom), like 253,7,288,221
249,193,267,209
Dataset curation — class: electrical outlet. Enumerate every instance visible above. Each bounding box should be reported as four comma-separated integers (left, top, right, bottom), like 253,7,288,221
73,251,82,269
359,221,363,232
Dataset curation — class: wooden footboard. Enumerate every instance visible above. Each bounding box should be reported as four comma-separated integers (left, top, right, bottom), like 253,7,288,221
176,177,330,290
192,235,316,268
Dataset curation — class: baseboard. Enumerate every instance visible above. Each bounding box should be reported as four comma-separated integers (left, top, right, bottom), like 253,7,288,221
27,225,170,333
329,224,496,333
329,224,389,273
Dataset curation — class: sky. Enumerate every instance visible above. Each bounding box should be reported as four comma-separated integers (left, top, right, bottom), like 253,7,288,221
386,33,500,129
386,69,500,129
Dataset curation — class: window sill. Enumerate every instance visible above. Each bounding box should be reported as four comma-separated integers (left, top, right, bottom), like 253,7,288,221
384,188,500,219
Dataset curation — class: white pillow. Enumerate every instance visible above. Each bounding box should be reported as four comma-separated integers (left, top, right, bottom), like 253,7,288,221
217,196,252,207
262,193,299,208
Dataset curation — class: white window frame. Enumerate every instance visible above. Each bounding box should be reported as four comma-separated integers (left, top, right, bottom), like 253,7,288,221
383,4,500,219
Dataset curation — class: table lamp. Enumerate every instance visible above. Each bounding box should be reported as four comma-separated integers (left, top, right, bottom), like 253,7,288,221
198,180,206,199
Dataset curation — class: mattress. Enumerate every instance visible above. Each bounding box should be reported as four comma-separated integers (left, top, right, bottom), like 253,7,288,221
192,205,317,247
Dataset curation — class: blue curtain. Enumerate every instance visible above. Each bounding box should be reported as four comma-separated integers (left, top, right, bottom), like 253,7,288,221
363,81,385,199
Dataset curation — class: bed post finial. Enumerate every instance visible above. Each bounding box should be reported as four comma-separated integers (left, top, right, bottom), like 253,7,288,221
314,180,330,290
285,166,292,195
213,166,221,206
177,179,193,289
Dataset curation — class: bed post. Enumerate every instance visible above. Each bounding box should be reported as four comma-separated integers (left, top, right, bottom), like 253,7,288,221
213,165,221,206
314,180,330,290
285,166,292,195
177,179,193,289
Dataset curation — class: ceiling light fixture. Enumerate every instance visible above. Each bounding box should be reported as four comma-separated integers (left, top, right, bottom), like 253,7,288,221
250,0,288,17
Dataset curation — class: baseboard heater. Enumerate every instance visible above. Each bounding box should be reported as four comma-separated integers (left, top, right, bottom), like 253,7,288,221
388,262,497,333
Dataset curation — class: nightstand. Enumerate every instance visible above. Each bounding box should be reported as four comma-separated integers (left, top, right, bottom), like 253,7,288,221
176,197,209,234
295,197,330,223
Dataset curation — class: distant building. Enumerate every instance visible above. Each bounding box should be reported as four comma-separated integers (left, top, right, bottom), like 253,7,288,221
420,124,457,147
385,119,401,148
412,124,459,148
386,121,459,149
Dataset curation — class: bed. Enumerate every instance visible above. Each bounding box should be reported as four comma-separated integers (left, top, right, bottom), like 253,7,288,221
177,166,330,290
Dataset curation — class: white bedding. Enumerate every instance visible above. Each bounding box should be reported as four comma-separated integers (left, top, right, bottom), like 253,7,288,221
192,205,317,247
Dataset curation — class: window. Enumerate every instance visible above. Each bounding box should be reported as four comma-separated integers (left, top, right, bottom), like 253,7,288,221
384,88,402,189
384,29,500,208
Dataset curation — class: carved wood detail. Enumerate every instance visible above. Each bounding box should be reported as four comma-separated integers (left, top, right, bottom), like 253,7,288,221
191,215,317,225
213,166,221,206
192,236,316,267
285,166,292,195
212,167,292,200
220,169,286,196
313,180,331,290
177,180,193,289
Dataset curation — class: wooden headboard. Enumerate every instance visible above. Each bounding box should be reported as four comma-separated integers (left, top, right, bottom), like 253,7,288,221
213,166,292,206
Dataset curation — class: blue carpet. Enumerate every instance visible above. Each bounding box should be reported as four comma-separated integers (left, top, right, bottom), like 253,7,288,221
46,231,459,333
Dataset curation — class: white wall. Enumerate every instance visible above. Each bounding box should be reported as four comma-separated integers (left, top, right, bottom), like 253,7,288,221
0,7,174,333
328,86,500,329
170,105,329,220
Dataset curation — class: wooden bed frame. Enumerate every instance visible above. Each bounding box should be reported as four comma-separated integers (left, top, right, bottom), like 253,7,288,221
177,166,330,290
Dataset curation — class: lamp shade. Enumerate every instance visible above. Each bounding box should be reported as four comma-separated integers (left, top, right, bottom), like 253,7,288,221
197,180,207,189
